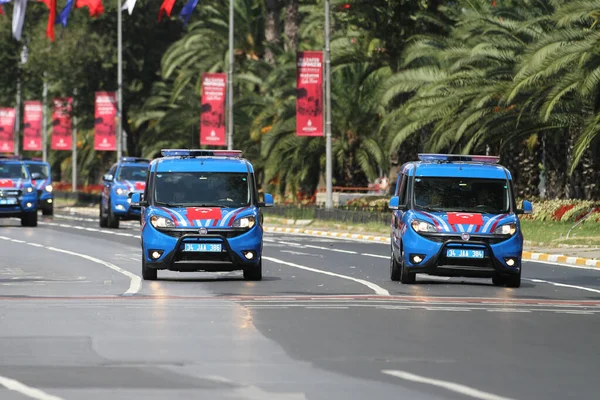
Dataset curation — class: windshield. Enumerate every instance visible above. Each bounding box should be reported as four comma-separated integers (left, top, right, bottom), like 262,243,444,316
25,163,49,179
118,166,148,181
0,163,28,180
413,177,510,214
154,172,250,207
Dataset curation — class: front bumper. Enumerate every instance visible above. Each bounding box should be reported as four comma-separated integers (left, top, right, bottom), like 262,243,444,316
142,224,263,272
37,191,53,209
397,228,523,278
0,196,38,217
111,195,141,218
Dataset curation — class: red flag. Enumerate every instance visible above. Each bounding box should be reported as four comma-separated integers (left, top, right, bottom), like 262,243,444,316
296,51,324,136
158,0,176,21
447,212,484,226
0,5,4,15
76,0,103,17
186,207,222,221
200,73,227,146
38,0,56,41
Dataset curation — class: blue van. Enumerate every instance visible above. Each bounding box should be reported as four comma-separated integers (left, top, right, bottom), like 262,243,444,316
23,158,53,215
100,157,150,229
0,157,40,226
388,154,532,287
130,149,274,281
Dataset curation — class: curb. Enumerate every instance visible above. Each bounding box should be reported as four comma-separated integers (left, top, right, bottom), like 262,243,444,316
264,226,600,268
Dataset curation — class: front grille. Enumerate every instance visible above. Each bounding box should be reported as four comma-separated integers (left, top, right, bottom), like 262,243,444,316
37,189,43,197
422,234,508,245
0,189,21,197
173,251,232,262
158,228,248,239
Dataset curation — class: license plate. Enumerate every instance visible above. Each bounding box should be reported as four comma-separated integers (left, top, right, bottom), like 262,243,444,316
183,243,222,252
446,249,484,259
0,198,17,205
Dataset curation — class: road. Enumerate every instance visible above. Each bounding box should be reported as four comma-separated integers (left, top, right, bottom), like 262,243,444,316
0,209,599,400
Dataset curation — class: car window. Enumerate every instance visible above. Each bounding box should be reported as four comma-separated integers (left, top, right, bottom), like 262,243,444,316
154,172,250,207
25,163,49,179
0,163,28,179
413,177,510,214
118,166,148,181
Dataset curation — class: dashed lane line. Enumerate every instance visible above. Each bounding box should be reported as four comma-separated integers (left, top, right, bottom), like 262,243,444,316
525,278,600,294
0,375,65,400
382,369,516,400
0,236,141,295
263,256,390,296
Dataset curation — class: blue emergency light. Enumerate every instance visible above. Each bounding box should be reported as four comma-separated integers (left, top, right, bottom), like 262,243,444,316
120,157,150,163
418,153,500,164
160,149,243,158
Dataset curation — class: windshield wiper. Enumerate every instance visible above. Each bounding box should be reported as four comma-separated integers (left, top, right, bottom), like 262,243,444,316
415,205,442,212
155,201,183,207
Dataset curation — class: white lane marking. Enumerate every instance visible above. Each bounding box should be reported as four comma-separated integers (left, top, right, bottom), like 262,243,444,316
39,221,138,238
303,244,358,254
382,369,516,400
0,236,141,295
266,231,390,244
263,256,390,296
361,253,389,259
0,375,65,400
280,250,321,257
526,278,600,294
523,259,600,271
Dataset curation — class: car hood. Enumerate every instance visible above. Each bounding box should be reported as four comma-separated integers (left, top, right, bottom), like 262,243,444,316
151,206,256,228
0,178,27,190
412,210,517,234
32,178,51,190
117,180,146,192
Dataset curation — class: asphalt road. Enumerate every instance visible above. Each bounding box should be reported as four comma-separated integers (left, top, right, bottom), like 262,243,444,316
0,209,599,400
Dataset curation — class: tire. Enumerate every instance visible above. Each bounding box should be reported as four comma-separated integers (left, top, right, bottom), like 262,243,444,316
400,250,416,284
390,247,401,281
142,255,157,280
42,204,53,216
99,204,108,228
107,199,120,229
243,260,262,281
505,270,521,288
20,211,38,227
492,274,507,286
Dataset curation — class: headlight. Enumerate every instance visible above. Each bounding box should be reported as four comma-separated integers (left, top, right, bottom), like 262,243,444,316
45,185,53,192
150,215,175,228
233,216,256,229
26,187,34,193
115,188,128,196
411,219,437,233
494,223,517,235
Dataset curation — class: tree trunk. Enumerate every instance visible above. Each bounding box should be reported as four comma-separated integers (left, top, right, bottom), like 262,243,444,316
544,130,568,199
264,0,282,64
283,0,299,52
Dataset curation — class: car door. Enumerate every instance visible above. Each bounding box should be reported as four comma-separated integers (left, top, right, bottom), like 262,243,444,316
392,172,410,247
102,165,117,211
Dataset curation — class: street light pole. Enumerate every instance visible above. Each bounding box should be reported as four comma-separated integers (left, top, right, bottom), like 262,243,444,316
72,88,77,193
117,0,123,159
324,0,333,209
226,0,234,150
42,72,48,162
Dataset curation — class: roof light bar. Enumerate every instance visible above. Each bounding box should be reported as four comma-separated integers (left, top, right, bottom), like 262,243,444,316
120,157,150,163
418,153,500,164
160,149,243,158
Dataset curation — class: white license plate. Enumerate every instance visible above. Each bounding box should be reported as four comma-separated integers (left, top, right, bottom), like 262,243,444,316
184,243,222,252
446,249,484,259
0,198,17,205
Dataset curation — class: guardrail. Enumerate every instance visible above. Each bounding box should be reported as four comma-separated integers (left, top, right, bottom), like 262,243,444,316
264,205,389,225
55,191,101,205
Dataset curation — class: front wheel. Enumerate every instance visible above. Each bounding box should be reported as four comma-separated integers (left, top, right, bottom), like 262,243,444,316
42,205,53,216
243,261,262,281
390,248,401,281
107,200,120,229
21,211,38,227
99,204,108,228
142,256,157,280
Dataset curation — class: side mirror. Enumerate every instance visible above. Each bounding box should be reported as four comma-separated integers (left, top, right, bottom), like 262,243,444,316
517,200,533,215
103,174,114,182
258,193,274,207
130,192,147,208
388,196,400,210
31,172,41,180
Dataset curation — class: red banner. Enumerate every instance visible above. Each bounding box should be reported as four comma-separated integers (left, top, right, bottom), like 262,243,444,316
94,91,117,151
200,73,226,146
51,98,73,150
296,51,323,136
0,108,15,153
23,101,43,151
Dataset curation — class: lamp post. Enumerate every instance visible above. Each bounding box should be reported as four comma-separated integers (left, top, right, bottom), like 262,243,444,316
226,0,234,150
117,0,123,159
42,72,48,162
324,0,333,209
